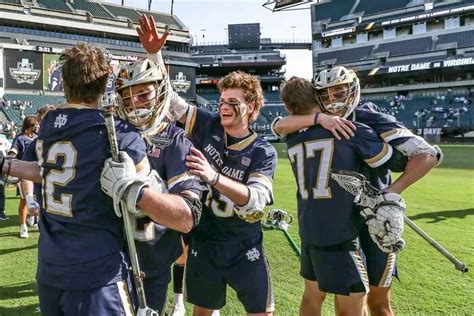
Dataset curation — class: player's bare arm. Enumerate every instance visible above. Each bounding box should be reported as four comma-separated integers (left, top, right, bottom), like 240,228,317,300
272,112,356,140
385,153,438,194
137,189,197,233
186,147,249,206
1,158,41,183
101,152,197,234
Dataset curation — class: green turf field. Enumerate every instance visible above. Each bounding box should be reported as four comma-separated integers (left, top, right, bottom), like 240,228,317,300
0,145,472,315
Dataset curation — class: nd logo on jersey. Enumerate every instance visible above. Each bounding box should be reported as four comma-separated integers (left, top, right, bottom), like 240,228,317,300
246,247,260,262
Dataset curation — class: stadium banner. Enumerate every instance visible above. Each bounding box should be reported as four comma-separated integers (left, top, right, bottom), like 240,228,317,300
380,4,474,27
4,49,43,90
370,57,474,75
168,65,195,100
43,53,63,92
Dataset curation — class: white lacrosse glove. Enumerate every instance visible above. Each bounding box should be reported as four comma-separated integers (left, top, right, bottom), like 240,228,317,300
101,151,147,217
360,192,406,253
234,207,265,224
26,194,40,216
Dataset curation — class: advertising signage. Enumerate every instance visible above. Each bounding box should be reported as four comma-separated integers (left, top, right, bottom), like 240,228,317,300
4,49,43,90
371,57,474,75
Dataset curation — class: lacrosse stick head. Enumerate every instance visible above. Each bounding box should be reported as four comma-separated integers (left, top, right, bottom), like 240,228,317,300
262,208,294,230
330,169,380,209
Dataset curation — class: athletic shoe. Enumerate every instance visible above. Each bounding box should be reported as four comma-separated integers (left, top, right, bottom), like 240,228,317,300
0,213,9,221
170,303,185,316
20,225,29,238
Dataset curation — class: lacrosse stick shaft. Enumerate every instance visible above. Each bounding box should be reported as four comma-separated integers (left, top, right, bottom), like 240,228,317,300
280,228,301,257
404,216,468,273
104,113,150,308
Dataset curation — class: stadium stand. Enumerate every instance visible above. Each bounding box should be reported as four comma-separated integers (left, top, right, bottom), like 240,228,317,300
103,3,141,21
136,10,183,30
198,92,220,103
437,30,474,49
2,94,64,126
316,46,374,64
373,37,432,57
70,0,114,19
0,0,21,5
354,0,411,16
36,0,72,12
264,91,282,103
313,0,355,22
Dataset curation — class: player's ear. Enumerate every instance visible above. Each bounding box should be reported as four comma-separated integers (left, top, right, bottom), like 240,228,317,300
247,102,255,115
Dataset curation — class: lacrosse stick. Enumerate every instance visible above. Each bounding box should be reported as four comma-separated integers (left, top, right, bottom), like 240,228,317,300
330,169,468,273
103,107,158,316
263,209,301,257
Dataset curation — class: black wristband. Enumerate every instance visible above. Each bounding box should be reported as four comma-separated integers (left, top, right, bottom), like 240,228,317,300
207,173,220,186
313,112,320,126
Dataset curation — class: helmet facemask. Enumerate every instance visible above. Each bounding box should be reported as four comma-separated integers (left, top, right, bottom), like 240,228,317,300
313,66,360,118
115,59,170,135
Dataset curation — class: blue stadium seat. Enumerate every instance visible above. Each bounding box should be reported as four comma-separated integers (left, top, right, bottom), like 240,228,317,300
36,0,72,12
438,30,474,49
373,37,432,57
70,0,114,19
2,94,65,126
355,0,411,16
103,4,141,21
314,0,355,22
317,46,374,64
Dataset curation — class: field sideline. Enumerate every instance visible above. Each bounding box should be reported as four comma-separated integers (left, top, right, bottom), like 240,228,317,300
0,144,472,315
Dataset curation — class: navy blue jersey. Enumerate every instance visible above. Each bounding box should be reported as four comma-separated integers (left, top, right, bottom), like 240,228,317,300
352,102,416,190
286,122,393,246
35,104,147,290
134,123,206,278
10,133,36,159
22,139,42,205
185,106,277,241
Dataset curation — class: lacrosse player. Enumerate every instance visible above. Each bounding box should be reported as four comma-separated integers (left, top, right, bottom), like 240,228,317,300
0,134,11,221
280,76,413,316
0,43,148,315
136,15,277,316
22,105,57,231
107,27,207,313
181,72,277,316
1,43,196,315
273,67,441,316
8,115,38,238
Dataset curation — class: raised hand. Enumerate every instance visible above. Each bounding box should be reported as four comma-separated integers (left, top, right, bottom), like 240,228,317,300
137,15,169,54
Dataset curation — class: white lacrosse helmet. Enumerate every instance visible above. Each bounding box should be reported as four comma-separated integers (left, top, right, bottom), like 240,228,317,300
115,58,170,135
313,66,360,118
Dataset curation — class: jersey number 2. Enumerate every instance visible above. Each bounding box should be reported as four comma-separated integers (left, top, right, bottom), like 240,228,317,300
288,139,333,199
36,140,77,217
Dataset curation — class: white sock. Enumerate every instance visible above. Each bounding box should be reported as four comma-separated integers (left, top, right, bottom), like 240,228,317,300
173,293,184,305
21,224,27,229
